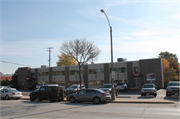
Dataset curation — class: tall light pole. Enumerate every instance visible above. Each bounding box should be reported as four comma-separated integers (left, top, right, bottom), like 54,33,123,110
100,9,115,100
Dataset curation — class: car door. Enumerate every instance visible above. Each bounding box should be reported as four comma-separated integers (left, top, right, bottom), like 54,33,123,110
76,90,86,101
84,90,96,102
37,87,46,99
1,89,6,97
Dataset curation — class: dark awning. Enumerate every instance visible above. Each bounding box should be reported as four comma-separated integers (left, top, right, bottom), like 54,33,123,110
132,72,141,77
25,76,35,81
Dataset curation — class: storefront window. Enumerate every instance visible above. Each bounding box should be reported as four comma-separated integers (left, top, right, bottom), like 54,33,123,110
133,66,139,73
94,80,104,85
89,81,93,85
57,71,60,75
121,67,127,73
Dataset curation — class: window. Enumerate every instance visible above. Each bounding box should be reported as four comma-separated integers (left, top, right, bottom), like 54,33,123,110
70,70,79,75
115,68,121,73
94,80,104,85
53,72,57,76
86,90,96,93
78,90,86,94
133,66,139,73
57,71,60,75
31,73,34,77
38,72,42,76
121,67,127,73
40,87,45,91
89,69,94,74
89,81,93,85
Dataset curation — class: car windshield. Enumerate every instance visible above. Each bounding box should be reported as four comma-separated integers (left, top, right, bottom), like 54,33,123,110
168,82,180,86
97,89,106,93
143,85,155,88
101,85,112,88
10,90,19,92
69,86,78,88
117,83,124,85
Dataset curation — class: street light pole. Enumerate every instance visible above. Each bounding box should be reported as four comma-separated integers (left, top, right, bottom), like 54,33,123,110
100,9,115,100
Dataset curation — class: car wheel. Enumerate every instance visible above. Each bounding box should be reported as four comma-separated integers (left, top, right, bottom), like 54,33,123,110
49,95,55,102
58,97,64,102
5,95,9,100
15,98,19,100
30,95,36,101
69,97,76,103
141,94,143,97
38,98,42,101
154,94,157,97
166,93,170,97
94,97,100,104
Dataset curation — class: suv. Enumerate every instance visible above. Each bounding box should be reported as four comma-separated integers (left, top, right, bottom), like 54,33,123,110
65,84,85,95
29,85,65,102
117,82,128,91
99,83,119,96
166,81,180,97
141,83,157,97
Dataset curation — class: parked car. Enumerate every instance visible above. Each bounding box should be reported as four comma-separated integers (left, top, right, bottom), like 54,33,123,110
141,83,157,97
99,83,119,96
65,84,85,95
27,83,37,90
117,82,128,91
0,86,16,90
67,88,111,104
166,81,180,97
29,85,65,102
36,83,46,89
1,89,23,100
8,84,20,90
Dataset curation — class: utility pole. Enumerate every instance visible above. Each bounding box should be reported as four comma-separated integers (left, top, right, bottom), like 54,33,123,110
47,47,53,67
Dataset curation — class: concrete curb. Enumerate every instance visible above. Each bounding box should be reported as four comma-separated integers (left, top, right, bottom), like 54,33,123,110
20,96,175,104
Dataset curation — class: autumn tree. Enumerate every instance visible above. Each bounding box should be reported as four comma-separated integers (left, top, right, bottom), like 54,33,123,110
162,58,179,86
56,54,77,66
59,38,100,89
158,51,178,61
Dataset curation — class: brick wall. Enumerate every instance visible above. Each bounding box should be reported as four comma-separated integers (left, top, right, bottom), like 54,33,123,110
18,67,31,89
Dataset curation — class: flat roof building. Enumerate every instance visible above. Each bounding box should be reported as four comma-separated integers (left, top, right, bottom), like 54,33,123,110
18,58,164,89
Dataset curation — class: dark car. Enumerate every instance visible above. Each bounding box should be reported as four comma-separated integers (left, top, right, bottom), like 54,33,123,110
27,83,37,90
141,83,157,97
8,84,20,90
166,81,180,97
67,88,111,104
29,84,66,102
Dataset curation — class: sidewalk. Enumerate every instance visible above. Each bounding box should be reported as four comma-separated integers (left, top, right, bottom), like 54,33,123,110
20,96,176,104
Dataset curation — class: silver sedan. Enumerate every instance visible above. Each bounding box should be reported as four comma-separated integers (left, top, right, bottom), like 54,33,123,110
67,88,111,104
1,89,23,100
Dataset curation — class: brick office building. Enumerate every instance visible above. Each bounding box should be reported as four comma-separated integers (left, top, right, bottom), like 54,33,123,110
18,58,164,89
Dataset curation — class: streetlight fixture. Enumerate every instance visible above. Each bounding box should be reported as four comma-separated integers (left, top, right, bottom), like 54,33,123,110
100,9,115,100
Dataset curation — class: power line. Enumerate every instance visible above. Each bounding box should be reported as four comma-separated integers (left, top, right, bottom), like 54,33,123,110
0,60,38,67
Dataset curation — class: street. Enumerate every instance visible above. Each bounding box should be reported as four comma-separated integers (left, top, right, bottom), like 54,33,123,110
0,99,180,119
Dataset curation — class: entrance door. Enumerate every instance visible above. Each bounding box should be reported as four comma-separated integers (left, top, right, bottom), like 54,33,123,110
133,78,140,88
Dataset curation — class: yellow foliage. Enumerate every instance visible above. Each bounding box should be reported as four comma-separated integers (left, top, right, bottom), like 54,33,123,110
162,58,179,83
57,54,77,66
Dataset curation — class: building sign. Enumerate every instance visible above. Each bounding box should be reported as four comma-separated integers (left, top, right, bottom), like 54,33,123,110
132,72,141,77
147,73,155,81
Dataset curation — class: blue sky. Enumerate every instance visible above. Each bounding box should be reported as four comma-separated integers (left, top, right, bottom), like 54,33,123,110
0,0,179,74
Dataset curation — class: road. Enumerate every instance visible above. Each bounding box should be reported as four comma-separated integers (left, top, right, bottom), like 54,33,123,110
1,100,180,119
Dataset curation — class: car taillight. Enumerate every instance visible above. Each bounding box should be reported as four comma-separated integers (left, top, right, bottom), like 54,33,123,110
12,93,15,95
102,93,106,96
121,86,124,88
21,93,23,95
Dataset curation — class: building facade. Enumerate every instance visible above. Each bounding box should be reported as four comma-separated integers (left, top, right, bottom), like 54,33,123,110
18,58,164,89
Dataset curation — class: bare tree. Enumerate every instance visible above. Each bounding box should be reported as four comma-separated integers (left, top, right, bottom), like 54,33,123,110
60,38,100,89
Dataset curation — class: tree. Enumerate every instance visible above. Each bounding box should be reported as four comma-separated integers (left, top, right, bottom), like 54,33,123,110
56,54,77,66
158,51,178,61
162,58,179,87
60,38,100,89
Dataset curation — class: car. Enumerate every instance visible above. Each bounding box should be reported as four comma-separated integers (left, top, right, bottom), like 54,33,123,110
1,89,23,100
99,83,119,96
29,85,66,102
36,83,46,89
141,83,157,97
65,84,86,95
27,83,37,90
0,86,16,90
117,82,128,91
8,84,20,90
67,88,111,104
166,81,180,97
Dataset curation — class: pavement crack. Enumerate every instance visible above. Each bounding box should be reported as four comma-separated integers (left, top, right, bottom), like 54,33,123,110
140,107,147,117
